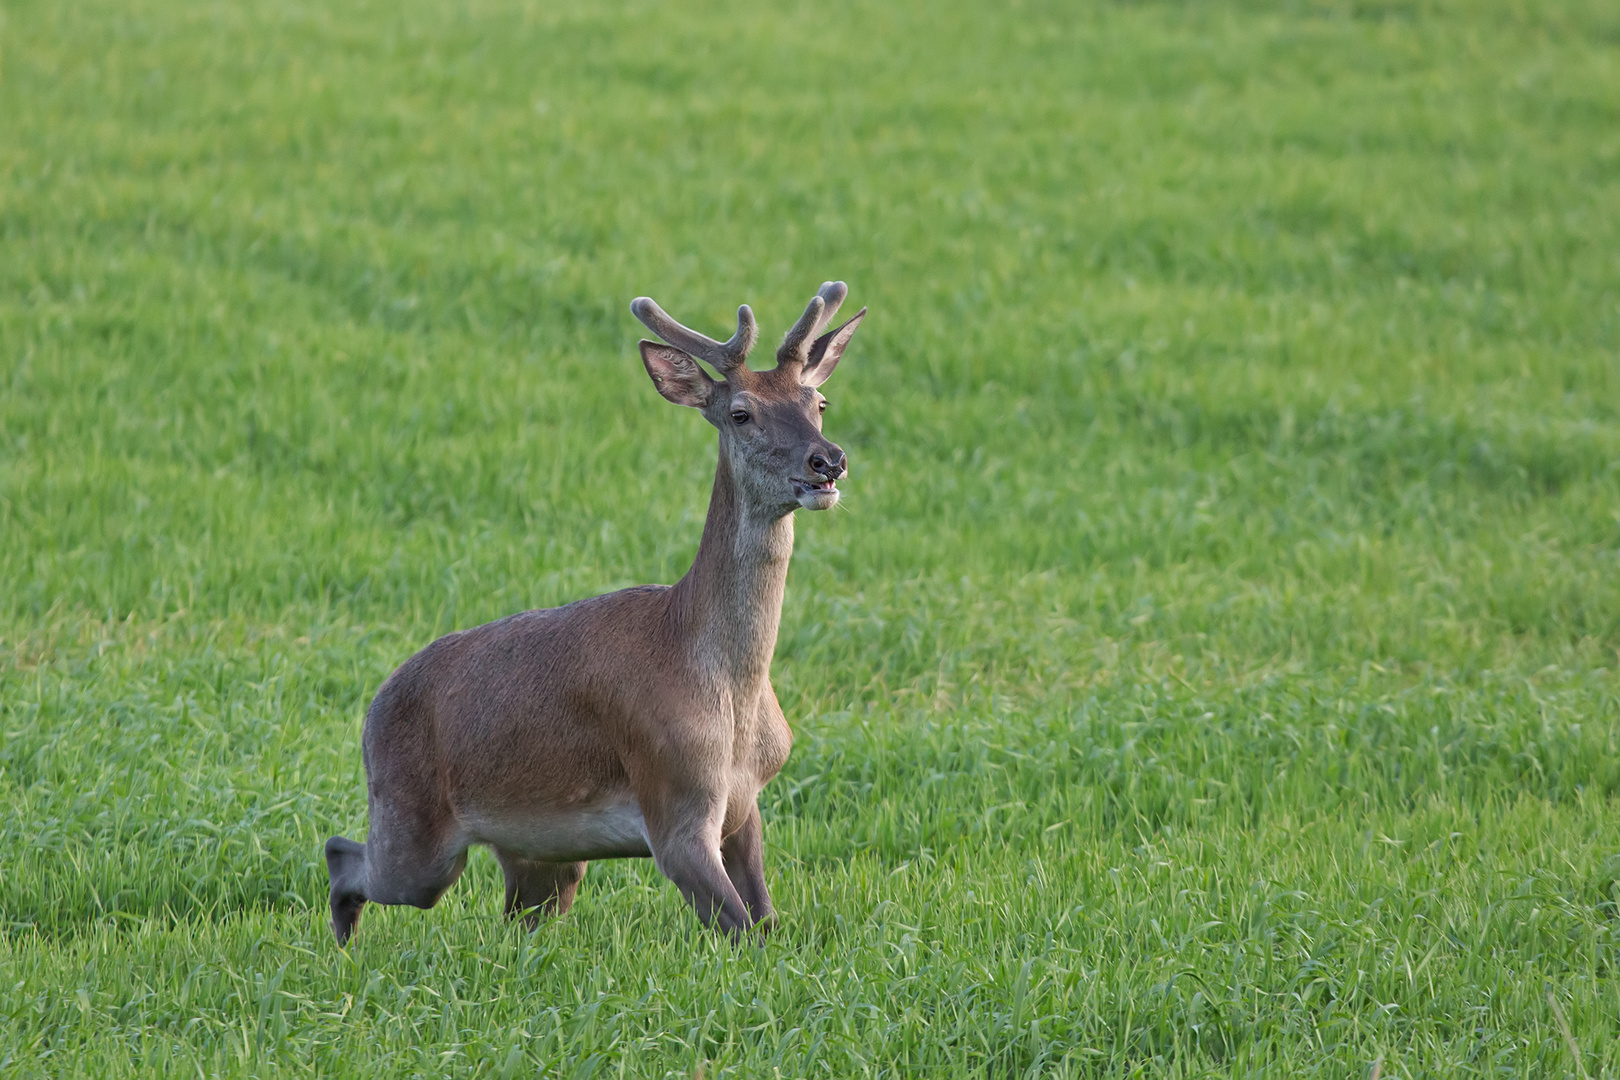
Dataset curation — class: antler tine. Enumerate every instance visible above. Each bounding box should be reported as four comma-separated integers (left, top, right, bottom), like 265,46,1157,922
813,280,848,325
720,305,759,371
631,297,758,374
776,281,848,367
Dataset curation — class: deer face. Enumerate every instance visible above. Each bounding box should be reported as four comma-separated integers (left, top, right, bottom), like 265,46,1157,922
633,283,866,515
713,368,844,511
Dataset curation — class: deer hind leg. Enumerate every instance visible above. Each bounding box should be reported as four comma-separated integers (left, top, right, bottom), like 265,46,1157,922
323,820,469,945
325,835,370,945
493,849,587,929
720,803,775,933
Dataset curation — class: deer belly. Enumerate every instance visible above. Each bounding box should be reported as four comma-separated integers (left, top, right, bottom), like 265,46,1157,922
466,796,652,861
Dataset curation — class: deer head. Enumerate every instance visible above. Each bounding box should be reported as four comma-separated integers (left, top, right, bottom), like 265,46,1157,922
632,282,866,513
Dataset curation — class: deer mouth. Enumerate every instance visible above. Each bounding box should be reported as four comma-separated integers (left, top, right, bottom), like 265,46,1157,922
791,477,840,508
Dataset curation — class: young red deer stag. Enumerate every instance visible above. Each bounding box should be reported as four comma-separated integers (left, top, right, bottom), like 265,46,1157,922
324,282,865,944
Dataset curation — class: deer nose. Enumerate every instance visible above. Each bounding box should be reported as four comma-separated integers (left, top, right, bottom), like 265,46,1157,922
808,446,846,479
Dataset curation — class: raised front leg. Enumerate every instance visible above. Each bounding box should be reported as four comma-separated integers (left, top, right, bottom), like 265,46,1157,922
493,848,587,929
652,834,755,939
642,796,756,939
720,803,775,932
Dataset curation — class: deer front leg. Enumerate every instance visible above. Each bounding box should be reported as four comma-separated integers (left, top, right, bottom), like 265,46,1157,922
720,802,775,932
643,796,755,939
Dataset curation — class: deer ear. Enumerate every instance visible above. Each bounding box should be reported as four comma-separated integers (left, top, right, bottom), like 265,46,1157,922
801,308,865,387
640,341,716,408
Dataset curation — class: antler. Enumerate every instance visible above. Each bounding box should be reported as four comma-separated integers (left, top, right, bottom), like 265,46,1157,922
630,297,758,376
776,281,848,368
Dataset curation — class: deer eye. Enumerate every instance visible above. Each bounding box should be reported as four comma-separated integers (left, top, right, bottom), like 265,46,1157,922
817,400,828,413
730,410,750,425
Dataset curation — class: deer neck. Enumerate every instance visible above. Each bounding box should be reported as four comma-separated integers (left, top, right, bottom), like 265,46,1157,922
671,450,794,687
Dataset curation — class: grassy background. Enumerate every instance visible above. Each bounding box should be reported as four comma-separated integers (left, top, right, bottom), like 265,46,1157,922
3,0,1620,1074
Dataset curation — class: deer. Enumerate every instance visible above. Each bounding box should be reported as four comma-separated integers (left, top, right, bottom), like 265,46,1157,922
324,282,865,945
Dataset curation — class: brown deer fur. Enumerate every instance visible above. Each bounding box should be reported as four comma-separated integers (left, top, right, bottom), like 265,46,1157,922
324,282,866,944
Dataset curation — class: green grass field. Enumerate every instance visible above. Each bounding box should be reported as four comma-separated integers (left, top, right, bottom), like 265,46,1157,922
4,0,1620,1074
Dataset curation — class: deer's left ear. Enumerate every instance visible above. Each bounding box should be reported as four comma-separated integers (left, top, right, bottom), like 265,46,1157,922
801,308,865,388
640,341,716,407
